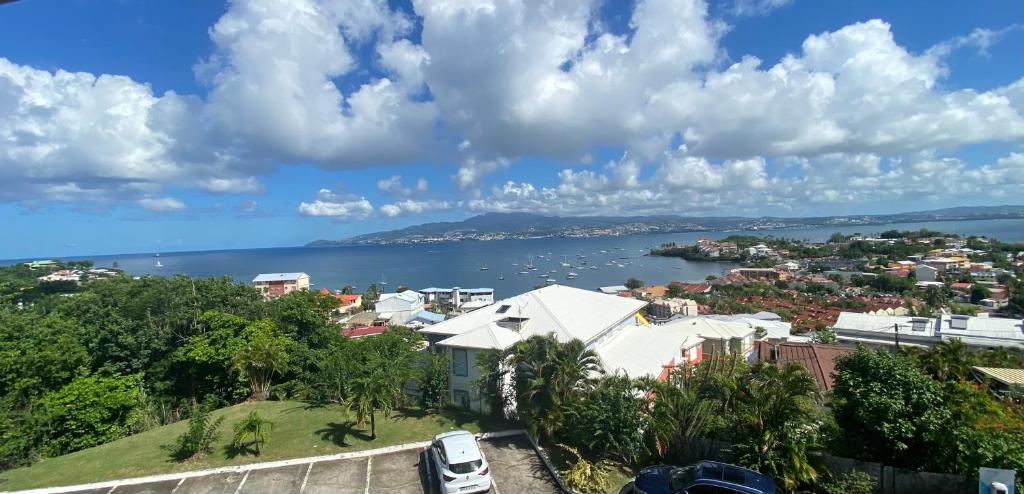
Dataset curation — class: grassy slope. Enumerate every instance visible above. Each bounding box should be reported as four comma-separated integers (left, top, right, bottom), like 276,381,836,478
0,401,510,491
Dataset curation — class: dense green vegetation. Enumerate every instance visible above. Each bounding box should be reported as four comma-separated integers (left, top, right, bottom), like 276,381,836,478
475,334,1024,493
0,265,448,476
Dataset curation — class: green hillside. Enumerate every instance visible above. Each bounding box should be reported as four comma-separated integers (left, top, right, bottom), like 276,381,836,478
0,401,505,491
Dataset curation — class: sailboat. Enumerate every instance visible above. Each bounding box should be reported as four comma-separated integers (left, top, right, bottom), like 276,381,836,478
154,253,163,268
559,255,570,267
480,263,489,271
379,273,388,286
498,273,504,280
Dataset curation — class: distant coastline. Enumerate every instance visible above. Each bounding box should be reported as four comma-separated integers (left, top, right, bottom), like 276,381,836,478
308,206,1024,247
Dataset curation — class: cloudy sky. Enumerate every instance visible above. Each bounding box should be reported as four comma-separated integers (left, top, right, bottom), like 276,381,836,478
1,0,1022,258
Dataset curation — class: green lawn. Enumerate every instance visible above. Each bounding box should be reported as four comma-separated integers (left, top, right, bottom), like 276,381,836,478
0,401,512,491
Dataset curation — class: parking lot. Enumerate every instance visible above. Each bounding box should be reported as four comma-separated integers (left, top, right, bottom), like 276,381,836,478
22,435,562,494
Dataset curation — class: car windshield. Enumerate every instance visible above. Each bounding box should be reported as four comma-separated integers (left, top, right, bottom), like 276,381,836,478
669,466,698,490
449,459,482,474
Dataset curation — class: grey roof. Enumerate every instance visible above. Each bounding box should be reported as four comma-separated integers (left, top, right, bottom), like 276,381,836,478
252,272,307,283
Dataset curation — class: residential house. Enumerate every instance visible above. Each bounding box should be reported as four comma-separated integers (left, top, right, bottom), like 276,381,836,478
635,285,669,299
418,287,495,309
832,312,1024,349
915,264,938,282
730,268,783,281
375,291,425,325
659,317,760,362
756,341,854,391
598,285,632,296
669,282,712,295
37,269,82,283
318,288,363,314
420,285,648,411
25,260,58,270
649,298,699,320
252,272,310,299
342,325,387,338
698,312,804,343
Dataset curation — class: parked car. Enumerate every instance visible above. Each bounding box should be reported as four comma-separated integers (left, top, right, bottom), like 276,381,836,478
632,461,776,494
429,430,492,494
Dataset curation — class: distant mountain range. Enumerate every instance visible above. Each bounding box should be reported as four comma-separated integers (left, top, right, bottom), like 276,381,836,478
306,205,1024,246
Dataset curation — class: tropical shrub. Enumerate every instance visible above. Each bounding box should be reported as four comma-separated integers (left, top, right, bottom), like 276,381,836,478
819,470,875,494
559,444,613,494
39,374,143,456
232,411,272,456
165,401,224,461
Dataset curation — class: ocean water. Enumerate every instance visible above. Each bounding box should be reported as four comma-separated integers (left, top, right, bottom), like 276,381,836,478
7,218,1024,298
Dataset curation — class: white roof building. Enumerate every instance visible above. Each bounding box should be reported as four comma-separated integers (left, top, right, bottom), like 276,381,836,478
252,272,308,283
423,284,647,349
596,324,704,379
833,311,1024,349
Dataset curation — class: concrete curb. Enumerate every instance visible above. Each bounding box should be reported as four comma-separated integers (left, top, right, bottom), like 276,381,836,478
5,429,530,494
525,434,574,494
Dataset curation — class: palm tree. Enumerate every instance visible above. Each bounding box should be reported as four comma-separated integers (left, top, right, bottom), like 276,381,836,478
732,363,821,492
348,370,401,440
232,411,273,456
511,334,603,439
922,339,974,382
644,355,745,462
233,329,289,401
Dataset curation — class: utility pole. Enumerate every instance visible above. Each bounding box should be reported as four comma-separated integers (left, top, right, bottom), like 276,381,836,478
893,323,900,352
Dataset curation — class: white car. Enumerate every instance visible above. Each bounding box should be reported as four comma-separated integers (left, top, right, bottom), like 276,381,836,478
429,431,492,494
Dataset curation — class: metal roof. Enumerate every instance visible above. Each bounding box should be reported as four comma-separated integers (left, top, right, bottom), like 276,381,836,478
252,272,307,282
973,367,1024,386
426,284,646,349
596,324,704,379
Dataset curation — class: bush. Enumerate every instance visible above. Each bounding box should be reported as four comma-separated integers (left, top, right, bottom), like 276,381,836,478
820,470,875,494
559,444,613,494
232,411,272,456
40,374,143,456
418,351,450,412
165,401,224,461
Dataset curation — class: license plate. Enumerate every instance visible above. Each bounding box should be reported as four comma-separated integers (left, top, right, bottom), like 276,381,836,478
460,486,479,491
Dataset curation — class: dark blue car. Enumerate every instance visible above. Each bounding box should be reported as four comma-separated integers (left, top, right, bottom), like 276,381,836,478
631,461,777,494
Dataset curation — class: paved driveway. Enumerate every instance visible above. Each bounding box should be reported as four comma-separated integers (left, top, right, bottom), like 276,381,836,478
14,435,563,494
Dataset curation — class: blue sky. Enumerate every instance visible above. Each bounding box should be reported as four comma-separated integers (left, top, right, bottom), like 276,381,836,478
0,0,1022,259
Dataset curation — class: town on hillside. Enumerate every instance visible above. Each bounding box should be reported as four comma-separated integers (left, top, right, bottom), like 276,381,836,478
3,229,1024,494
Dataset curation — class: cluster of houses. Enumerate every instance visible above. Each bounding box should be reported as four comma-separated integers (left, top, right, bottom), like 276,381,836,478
249,268,1024,408
695,238,785,259
30,264,118,282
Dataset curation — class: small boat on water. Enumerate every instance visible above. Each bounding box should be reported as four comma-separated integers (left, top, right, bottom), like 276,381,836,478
539,273,549,278
480,263,489,271
498,273,504,280
566,271,578,279
154,254,163,268
379,274,388,286
518,270,529,274
590,265,599,270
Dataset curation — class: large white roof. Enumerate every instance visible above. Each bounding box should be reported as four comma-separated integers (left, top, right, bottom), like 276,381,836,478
596,324,704,379
379,291,421,304
659,317,756,340
426,284,646,348
833,311,1024,348
438,323,523,350
252,272,307,282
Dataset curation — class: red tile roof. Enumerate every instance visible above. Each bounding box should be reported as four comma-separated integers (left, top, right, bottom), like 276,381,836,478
340,294,361,303
342,326,386,338
757,341,854,391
